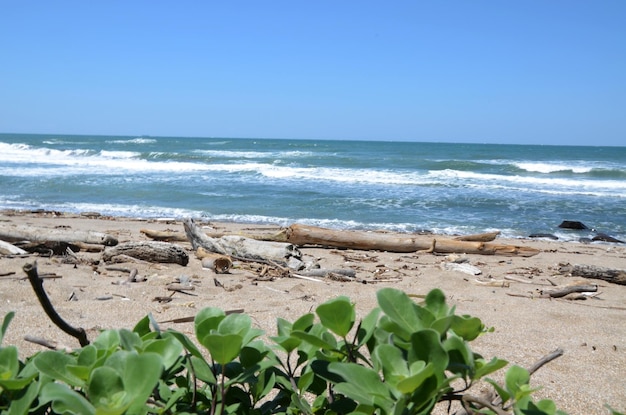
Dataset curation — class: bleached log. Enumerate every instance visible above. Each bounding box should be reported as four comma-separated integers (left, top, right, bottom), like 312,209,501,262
102,241,189,265
0,239,28,255
282,224,540,257
140,229,188,242
183,218,301,266
557,263,626,286
0,224,117,246
454,231,500,242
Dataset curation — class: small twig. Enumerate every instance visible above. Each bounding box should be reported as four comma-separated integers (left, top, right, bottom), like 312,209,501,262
158,308,244,324
462,394,508,415
528,348,564,376
24,335,63,350
22,261,89,347
291,274,324,283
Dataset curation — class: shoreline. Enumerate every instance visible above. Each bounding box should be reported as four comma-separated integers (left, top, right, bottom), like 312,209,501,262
0,209,625,413
1,207,619,245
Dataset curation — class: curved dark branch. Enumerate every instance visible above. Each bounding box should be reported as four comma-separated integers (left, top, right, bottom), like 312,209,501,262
23,261,89,347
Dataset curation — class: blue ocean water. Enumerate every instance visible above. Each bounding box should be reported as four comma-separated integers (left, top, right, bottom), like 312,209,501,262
1,133,625,242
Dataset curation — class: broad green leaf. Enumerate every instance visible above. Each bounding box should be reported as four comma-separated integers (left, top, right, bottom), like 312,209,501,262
473,357,508,380
65,365,91,383
486,377,511,404
505,365,530,398
292,330,337,351
329,362,393,409
167,329,204,358
529,399,558,413
240,341,271,368
77,345,98,367
143,336,184,370
408,329,448,384
190,355,216,384
87,366,128,414
6,377,41,415
106,351,163,414
92,330,121,351
356,307,381,347
34,351,84,387
396,362,435,394
443,333,474,376
297,369,314,393
373,344,408,386
132,315,151,337
0,346,19,379
377,288,431,334
0,311,15,345
218,313,252,337
0,375,37,391
451,314,485,341
202,333,242,364
316,296,355,337
194,307,226,341
424,288,449,318
39,382,95,415
276,317,293,337
293,312,315,331
118,329,142,351
430,315,455,337
270,334,301,354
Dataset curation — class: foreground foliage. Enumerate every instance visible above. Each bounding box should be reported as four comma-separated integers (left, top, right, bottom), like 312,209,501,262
0,288,618,414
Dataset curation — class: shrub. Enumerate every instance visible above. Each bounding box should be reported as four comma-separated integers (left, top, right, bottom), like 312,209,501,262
0,288,617,414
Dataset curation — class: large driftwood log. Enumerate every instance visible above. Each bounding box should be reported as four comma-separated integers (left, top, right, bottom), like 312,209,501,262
184,219,302,266
558,263,626,286
102,241,189,265
0,224,118,246
280,224,540,257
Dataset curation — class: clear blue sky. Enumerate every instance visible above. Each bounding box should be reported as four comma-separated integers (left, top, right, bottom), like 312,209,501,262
1,1,624,145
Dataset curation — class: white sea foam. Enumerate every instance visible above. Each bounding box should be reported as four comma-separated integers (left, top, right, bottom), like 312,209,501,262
106,138,157,144
514,162,593,173
193,149,313,159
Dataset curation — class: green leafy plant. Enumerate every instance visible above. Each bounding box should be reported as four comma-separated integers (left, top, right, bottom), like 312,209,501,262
1,288,620,414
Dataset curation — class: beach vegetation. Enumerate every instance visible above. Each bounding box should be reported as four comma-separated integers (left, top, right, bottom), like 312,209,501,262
0,288,619,415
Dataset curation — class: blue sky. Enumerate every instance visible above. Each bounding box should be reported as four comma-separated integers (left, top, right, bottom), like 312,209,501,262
1,1,624,146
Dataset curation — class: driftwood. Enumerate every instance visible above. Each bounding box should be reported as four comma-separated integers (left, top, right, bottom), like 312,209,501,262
184,218,302,267
453,231,500,242
102,241,189,265
558,263,626,286
0,224,118,246
197,247,233,273
278,224,540,257
140,229,188,242
22,262,89,347
541,284,598,298
0,239,28,255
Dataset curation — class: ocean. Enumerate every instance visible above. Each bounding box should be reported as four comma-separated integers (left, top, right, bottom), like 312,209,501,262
1,133,625,243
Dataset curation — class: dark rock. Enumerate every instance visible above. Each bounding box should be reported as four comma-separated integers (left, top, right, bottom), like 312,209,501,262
592,233,624,244
558,221,590,230
528,233,559,240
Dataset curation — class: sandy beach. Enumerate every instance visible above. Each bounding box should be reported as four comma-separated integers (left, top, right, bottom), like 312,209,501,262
0,210,624,414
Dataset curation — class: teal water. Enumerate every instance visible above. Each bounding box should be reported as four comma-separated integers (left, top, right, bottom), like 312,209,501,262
1,133,625,242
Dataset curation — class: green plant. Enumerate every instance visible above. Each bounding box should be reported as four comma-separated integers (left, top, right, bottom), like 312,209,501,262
1,288,614,414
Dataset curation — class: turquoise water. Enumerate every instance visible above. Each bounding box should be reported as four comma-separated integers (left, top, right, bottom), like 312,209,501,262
1,133,624,241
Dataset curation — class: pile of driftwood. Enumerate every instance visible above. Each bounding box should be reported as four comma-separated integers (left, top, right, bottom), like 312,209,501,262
1,219,625,287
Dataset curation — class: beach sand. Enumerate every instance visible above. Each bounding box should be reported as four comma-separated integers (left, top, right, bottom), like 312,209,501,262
0,210,624,414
